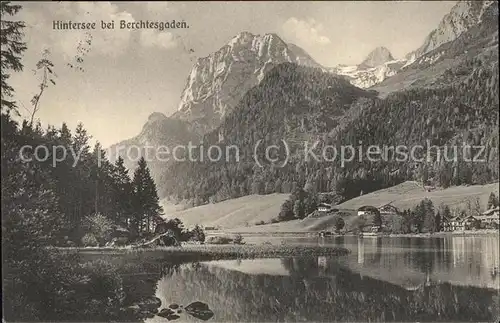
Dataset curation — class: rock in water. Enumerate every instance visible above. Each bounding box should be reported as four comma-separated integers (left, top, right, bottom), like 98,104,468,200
185,301,214,321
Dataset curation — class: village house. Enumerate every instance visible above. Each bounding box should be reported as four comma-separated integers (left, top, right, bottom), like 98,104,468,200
476,207,500,228
441,216,452,232
378,204,400,216
357,205,378,217
449,216,463,231
317,203,332,213
450,214,478,231
356,206,382,232
308,204,339,219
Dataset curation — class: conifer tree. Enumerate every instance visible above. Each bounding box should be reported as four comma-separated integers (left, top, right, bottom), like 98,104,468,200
112,156,133,227
132,157,163,235
487,192,499,209
91,142,116,219
0,1,27,113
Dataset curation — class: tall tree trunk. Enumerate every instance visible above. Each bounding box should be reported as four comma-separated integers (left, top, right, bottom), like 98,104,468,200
94,179,98,214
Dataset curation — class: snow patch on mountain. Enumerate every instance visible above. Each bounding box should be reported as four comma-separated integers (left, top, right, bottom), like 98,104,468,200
332,1,497,89
330,59,406,88
329,47,406,88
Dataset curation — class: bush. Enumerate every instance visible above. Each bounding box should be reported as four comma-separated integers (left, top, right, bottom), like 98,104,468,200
83,213,114,246
206,236,233,245
74,259,125,320
233,234,244,245
81,233,99,247
255,220,266,226
350,216,367,233
188,225,206,243
3,251,125,322
332,215,345,232
105,237,129,247
205,234,245,245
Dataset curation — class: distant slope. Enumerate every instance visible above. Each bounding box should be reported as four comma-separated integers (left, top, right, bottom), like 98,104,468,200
336,181,499,211
165,193,290,228
226,182,499,233
106,112,199,176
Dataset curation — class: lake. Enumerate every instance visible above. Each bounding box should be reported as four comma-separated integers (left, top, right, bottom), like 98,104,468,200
83,235,500,322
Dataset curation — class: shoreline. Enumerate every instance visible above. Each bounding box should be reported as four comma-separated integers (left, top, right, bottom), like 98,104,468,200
54,244,351,262
50,230,498,260
380,230,499,238
213,229,499,238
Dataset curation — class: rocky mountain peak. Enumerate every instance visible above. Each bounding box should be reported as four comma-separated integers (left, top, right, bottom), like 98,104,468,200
147,112,168,123
173,32,324,134
359,46,395,69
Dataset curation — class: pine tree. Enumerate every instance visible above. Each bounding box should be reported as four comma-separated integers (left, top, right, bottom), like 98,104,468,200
112,156,133,227
72,123,92,228
132,158,147,235
1,114,63,250
372,210,382,228
132,157,163,236
51,123,76,238
2,114,66,320
333,216,345,232
421,198,436,233
91,142,116,220
293,199,304,219
412,203,425,233
278,199,294,221
143,167,163,233
487,192,499,209
435,211,442,232
443,205,452,219
0,1,27,113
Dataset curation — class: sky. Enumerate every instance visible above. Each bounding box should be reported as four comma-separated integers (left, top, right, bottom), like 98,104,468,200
9,1,457,147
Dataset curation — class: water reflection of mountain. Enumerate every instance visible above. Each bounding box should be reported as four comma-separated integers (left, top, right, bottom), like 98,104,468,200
154,257,498,322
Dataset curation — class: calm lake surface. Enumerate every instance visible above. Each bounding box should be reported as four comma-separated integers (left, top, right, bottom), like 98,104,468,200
83,235,500,322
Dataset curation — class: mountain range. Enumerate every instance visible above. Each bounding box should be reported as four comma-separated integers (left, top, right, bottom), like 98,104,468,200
332,0,496,88
108,0,499,209
172,32,324,134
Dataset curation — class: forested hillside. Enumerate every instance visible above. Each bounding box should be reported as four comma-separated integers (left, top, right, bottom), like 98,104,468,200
158,64,377,204
160,53,499,208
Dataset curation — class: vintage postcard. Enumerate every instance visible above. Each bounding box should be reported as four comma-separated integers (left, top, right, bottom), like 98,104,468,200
2,1,499,322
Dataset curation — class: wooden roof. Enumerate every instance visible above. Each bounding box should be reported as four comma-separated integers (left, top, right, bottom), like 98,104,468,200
483,207,500,215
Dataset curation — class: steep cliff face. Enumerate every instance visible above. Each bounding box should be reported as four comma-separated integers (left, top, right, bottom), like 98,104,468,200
406,0,494,63
173,32,324,134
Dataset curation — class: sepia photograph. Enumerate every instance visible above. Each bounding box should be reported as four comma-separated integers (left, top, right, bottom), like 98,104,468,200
1,1,499,322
